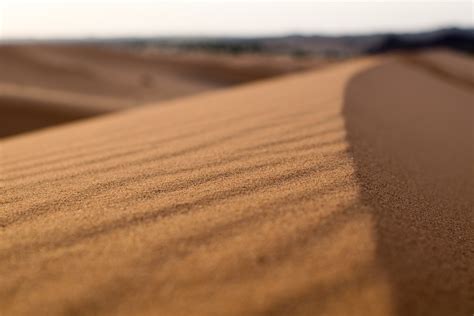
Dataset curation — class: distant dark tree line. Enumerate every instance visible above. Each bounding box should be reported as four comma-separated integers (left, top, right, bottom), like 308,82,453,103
367,29,474,54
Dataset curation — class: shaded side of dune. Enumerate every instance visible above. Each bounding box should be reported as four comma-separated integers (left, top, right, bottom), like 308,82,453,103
343,60,474,315
0,83,128,138
0,95,105,138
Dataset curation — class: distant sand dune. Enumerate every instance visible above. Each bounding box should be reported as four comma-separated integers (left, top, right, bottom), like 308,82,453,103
0,83,128,137
409,49,474,88
1,52,473,315
0,44,323,137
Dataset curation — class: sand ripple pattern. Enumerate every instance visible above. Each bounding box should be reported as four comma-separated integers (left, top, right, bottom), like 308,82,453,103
1,53,473,316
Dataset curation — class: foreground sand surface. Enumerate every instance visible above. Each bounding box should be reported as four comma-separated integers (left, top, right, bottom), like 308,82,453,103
1,51,473,315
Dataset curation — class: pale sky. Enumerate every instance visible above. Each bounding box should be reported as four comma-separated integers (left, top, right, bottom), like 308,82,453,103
0,0,472,39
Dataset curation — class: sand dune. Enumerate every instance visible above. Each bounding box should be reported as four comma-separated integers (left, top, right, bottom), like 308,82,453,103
1,52,473,315
410,49,474,87
0,44,323,138
0,83,128,138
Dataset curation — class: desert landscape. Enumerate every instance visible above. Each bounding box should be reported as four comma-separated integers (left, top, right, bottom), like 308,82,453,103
1,46,473,315
1,1,473,315
0,44,326,137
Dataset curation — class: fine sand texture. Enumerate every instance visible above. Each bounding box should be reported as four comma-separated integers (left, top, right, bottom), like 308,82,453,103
1,52,473,315
0,44,322,138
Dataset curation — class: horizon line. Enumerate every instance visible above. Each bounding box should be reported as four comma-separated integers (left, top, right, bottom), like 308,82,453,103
1,25,472,44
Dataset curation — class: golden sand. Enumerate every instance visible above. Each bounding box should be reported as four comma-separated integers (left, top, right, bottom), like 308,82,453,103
1,52,472,315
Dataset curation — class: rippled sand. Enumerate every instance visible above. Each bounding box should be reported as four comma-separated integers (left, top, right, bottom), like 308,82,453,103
1,51,473,315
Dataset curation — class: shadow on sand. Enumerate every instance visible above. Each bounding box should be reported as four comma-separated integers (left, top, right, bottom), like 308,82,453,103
343,60,473,315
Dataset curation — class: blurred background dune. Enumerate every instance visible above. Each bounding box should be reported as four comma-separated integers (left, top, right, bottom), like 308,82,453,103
0,1,472,138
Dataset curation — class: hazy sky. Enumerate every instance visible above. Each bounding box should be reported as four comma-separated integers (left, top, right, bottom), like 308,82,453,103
0,0,472,39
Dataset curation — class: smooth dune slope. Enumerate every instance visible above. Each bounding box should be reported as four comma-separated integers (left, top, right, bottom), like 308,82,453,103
1,53,473,315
